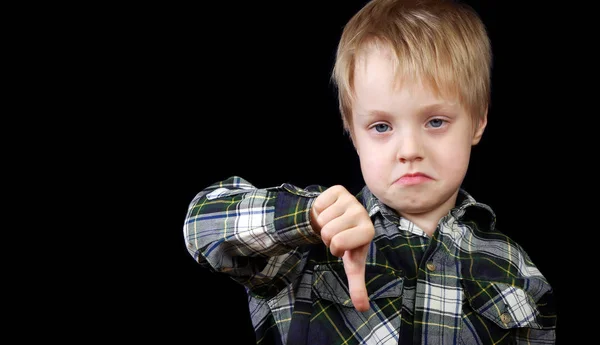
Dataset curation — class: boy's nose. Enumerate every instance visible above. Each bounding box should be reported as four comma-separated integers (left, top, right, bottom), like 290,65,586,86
396,131,423,163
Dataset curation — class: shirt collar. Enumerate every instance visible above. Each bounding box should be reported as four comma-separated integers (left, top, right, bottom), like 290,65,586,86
358,186,497,230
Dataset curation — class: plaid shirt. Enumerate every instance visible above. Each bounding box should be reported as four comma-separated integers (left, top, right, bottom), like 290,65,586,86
184,176,556,345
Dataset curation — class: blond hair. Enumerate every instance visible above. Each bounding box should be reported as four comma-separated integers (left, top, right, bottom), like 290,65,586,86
332,0,492,133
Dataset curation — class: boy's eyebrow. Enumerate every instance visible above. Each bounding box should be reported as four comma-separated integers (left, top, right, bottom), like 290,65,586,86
358,102,458,117
358,109,393,117
418,102,458,113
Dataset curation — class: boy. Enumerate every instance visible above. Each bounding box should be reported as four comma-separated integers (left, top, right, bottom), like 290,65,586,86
183,0,556,343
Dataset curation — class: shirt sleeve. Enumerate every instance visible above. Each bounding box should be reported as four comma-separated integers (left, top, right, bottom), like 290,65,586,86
183,176,325,297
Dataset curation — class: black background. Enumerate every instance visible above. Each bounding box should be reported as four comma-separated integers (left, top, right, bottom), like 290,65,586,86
117,1,588,343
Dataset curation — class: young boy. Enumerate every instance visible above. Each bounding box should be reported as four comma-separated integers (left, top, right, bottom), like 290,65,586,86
183,0,556,343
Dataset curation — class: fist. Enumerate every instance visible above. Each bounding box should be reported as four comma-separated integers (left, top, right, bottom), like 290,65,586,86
311,185,375,257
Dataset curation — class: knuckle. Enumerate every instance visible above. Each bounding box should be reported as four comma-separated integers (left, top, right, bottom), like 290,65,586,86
329,238,343,256
330,235,339,248
320,227,332,243
331,185,347,194
312,199,325,213
366,224,375,237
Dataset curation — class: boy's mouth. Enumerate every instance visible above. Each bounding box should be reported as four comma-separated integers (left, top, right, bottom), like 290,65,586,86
395,173,432,186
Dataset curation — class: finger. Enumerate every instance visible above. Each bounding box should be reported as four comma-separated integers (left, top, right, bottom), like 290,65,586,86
328,223,374,257
316,201,346,232
312,185,347,215
343,245,370,312
319,210,357,249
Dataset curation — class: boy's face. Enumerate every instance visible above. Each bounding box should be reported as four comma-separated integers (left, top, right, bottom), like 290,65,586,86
350,47,486,219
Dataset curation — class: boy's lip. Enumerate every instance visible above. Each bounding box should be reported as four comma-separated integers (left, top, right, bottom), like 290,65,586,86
400,172,431,178
395,172,433,185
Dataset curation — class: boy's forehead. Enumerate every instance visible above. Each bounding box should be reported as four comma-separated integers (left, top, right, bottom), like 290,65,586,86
353,46,461,105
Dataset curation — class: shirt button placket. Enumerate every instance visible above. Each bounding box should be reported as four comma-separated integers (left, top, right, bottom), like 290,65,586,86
426,261,436,272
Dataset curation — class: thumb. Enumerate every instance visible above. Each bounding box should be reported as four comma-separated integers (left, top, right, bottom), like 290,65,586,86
343,244,370,312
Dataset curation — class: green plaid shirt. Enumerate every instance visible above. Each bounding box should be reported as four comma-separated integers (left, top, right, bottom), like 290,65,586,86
184,176,556,345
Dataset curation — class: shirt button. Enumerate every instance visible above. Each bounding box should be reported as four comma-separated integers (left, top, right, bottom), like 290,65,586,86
500,313,511,325
426,262,436,271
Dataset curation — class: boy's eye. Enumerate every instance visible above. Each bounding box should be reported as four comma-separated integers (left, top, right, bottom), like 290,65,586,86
428,119,445,128
374,123,390,132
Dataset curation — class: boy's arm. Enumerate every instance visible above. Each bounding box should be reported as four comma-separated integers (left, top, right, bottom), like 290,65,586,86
183,176,323,297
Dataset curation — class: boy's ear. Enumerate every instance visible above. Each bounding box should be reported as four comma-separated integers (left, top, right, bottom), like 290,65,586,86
471,109,488,145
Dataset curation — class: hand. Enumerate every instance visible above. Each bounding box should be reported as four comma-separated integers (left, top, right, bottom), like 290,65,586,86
310,185,375,312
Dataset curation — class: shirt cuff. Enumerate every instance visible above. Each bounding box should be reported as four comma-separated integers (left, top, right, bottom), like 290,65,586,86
273,185,322,247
